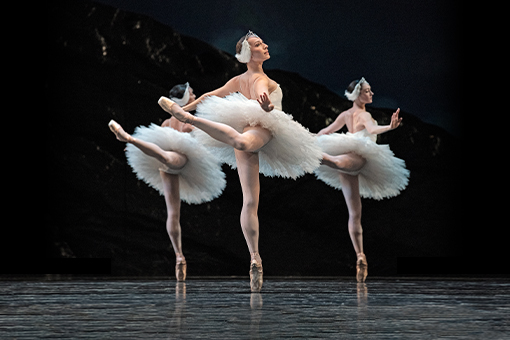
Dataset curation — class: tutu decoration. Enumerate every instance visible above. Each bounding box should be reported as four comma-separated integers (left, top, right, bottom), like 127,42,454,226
192,87,322,179
125,124,226,204
315,130,410,200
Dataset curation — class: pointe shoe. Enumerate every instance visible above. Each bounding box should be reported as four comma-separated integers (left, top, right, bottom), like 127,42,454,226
175,254,187,282
249,253,263,292
108,120,132,142
356,253,368,283
158,97,195,125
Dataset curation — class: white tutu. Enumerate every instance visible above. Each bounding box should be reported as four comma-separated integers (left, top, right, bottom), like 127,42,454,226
125,124,226,204
314,130,410,200
192,92,322,179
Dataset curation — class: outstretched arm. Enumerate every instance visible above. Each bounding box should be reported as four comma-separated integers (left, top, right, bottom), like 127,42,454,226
317,112,347,135
362,108,402,135
181,76,240,112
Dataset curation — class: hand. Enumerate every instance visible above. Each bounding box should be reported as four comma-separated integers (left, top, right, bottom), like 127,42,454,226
257,92,274,112
389,108,403,130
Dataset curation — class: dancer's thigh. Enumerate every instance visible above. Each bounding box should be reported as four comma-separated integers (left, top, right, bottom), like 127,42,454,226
234,149,260,203
160,171,181,213
338,172,361,217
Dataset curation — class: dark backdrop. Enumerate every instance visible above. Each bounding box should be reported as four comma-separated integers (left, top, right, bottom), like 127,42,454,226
26,1,497,278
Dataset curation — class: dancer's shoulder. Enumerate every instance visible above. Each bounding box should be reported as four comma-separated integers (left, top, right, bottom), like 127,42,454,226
356,110,373,121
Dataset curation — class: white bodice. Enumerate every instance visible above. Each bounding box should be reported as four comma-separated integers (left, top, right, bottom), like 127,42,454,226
269,84,283,111
352,128,377,143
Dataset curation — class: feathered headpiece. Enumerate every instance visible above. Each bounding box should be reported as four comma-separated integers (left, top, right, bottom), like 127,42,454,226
235,30,259,63
170,82,190,106
345,77,369,101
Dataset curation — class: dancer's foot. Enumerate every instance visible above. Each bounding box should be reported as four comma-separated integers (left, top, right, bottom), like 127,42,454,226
175,253,187,282
249,252,263,292
108,120,133,142
158,97,195,125
356,253,368,283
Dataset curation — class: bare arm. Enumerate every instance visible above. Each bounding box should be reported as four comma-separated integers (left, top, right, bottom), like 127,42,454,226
361,108,402,135
181,76,240,112
317,112,347,135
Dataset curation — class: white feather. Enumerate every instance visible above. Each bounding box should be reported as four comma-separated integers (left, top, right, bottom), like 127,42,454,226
170,82,190,106
344,77,369,101
235,39,251,63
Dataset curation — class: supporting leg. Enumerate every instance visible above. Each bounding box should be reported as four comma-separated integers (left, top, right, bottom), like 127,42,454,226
235,149,261,256
338,173,363,255
161,171,187,281
235,149,264,291
338,173,367,282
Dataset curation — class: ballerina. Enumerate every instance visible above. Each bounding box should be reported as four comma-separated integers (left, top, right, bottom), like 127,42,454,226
158,31,322,292
315,77,410,282
108,82,225,281
161,82,196,130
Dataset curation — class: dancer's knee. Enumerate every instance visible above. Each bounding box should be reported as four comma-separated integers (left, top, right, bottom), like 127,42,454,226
348,210,362,225
339,157,357,171
349,225,363,239
166,211,180,229
235,128,271,151
242,198,258,214
233,135,252,151
348,216,362,232
333,158,349,170
162,152,188,169
336,153,365,171
327,155,351,171
346,154,366,171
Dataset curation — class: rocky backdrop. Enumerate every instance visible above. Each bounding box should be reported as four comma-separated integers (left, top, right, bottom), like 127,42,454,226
45,0,462,277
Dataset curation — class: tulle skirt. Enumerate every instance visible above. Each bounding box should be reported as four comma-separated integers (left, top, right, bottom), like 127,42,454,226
192,93,322,179
314,132,410,200
125,124,226,204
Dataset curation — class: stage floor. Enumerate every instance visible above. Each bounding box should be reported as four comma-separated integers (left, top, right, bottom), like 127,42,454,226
1,277,508,339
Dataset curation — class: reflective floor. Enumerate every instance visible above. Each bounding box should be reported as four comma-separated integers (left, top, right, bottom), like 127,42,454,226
1,278,508,339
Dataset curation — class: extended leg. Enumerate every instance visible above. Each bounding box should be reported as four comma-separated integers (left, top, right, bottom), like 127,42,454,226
161,171,186,281
130,138,188,170
158,97,272,152
108,120,188,170
192,121,273,152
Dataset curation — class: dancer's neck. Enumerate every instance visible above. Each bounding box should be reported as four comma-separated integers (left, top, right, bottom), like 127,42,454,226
246,60,264,74
353,100,366,111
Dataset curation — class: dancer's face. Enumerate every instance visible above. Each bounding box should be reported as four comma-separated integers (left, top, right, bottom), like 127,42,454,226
248,37,270,62
187,87,196,104
358,84,374,104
